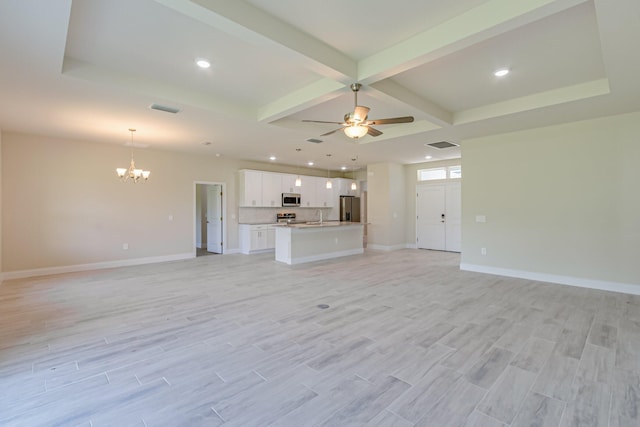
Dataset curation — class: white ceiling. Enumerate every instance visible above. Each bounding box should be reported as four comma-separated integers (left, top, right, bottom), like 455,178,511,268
1,0,639,170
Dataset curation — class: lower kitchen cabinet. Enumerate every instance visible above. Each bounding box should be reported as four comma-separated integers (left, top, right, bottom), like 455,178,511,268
239,224,277,254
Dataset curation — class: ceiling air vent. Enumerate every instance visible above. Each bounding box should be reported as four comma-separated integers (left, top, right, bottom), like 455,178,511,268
150,103,180,114
306,138,323,144
427,141,459,149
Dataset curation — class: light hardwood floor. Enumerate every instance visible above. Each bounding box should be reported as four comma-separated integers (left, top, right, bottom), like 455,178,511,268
1,249,639,426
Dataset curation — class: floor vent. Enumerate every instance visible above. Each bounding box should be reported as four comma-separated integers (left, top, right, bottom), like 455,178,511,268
427,141,458,149
150,103,180,114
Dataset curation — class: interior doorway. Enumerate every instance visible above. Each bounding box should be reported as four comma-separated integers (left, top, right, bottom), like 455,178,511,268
195,182,225,256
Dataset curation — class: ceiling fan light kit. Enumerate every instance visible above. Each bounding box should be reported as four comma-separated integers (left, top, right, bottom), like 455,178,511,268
344,124,368,139
302,83,414,139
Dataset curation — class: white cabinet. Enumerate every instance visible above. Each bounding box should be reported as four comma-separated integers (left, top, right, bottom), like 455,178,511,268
300,176,318,207
335,178,358,197
316,178,334,208
239,170,351,208
282,174,299,194
250,226,268,251
238,170,263,207
239,224,276,254
266,226,276,248
262,172,282,207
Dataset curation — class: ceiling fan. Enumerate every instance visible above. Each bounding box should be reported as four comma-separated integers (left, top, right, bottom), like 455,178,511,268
302,83,414,139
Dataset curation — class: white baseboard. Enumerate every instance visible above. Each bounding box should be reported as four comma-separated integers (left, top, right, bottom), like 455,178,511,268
460,263,640,296
367,244,409,251
1,253,195,282
223,248,242,255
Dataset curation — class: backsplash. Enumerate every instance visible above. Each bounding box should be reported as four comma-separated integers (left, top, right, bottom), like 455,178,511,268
239,207,334,224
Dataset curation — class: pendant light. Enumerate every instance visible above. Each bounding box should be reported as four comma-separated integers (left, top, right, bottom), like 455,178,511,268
116,128,150,183
295,148,302,187
325,154,332,189
351,157,357,191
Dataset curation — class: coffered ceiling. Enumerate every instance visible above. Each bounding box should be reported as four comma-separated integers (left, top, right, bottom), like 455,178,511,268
0,0,639,170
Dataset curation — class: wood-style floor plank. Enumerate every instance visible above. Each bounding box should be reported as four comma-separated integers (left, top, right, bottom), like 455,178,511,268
1,249,638,426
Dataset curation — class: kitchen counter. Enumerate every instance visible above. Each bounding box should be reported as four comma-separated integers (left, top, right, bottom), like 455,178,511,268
275,222,364,265
274,221,346,228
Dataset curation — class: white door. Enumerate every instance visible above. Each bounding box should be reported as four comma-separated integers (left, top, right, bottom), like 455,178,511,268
445,183,461,252
206,185,222,253
417,185,446,250
416,182,461,252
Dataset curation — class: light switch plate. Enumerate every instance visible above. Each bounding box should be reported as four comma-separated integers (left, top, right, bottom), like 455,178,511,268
476,215,486,223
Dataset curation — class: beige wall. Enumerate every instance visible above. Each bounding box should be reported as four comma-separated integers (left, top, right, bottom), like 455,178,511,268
195,184,205,248
0,132,337,274
367,162,406,249
6,109,640,289
0,129,2,273
461,111,640,288
2,133,237,272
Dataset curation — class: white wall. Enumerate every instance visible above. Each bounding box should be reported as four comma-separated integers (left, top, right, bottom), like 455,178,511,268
461,111,640,290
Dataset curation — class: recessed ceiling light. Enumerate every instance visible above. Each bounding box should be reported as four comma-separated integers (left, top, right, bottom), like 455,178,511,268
425,155,432,159
341,166,347,170
215,153,221,157
307,161,314,166
269,156,276,161
494,68,509,77
196,59,211,69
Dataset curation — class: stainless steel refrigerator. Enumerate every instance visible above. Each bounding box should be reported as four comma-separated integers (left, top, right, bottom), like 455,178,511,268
340,196,361,222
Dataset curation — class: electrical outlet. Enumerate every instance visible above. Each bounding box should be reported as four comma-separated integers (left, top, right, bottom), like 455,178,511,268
480,247,487,255
123,243,129,250
168,214,173,221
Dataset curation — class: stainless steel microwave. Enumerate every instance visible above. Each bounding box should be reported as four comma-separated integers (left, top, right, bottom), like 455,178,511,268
282,193,301,207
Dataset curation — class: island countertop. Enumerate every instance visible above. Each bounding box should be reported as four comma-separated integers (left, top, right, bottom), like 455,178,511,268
273,221,362,229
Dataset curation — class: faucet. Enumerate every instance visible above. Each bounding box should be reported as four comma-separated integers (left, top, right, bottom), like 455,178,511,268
316,209,323,224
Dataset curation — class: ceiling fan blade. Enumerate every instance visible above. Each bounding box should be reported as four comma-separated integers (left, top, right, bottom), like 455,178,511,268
368,116,414,125
302,119,344,125
367,126,383,137
353,106,370,122
320,128,344,136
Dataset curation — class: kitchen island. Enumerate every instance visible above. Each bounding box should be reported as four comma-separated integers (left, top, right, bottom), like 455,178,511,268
274,222,364,265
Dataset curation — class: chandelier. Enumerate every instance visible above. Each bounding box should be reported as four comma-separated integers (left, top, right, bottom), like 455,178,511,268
116,128,150,183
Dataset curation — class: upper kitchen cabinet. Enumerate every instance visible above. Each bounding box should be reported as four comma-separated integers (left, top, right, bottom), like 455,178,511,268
238,170,262,207
282,174,298,194
335,178,359,197
316,178,334,208
239,170,349,208
299,176,318,207
262,172,282,207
